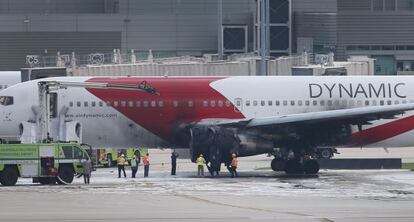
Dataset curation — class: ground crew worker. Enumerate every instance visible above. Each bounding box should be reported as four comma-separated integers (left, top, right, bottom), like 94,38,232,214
117,154,127,178
196,154,206,177
229,153,239,178
171,151,179,176
81,156,92,184
143,153,150,177
130,155,138,178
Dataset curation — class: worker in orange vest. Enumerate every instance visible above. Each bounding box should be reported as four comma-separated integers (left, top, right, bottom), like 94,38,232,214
229,153,238,178
143,153,150,177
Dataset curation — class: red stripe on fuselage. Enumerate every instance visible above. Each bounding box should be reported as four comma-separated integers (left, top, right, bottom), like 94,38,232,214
350,115,414,146
86,77,244,142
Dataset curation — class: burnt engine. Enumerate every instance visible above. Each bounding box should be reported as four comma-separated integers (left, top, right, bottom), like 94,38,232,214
189,126,273,172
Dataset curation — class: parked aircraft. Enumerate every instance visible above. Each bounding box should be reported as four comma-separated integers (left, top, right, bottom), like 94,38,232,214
1,76,414,174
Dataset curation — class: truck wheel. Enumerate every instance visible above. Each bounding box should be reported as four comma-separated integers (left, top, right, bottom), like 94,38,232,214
57,166,74,184
1,167,18,186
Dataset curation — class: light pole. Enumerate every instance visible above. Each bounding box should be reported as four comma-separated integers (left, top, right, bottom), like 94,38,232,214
218,0,223,60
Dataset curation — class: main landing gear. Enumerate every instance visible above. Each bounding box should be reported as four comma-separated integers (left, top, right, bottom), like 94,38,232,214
271,155,320,175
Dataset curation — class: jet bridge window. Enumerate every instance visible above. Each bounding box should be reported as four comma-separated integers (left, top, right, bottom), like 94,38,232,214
0,96,14,106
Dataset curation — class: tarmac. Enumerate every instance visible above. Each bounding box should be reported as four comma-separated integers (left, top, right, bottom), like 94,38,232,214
1,148,414,221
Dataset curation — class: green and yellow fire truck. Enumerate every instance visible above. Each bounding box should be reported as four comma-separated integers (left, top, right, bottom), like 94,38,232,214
0,143,90,186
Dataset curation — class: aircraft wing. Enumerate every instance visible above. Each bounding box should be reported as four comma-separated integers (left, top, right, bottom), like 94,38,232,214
218,103,414,128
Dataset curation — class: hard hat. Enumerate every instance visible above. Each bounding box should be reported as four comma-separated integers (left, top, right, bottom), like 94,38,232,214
200,154,203,157
121,154,125,157
232,153,236,157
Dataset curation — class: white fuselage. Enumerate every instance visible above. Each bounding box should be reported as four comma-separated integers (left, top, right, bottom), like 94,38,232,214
0,76,414,149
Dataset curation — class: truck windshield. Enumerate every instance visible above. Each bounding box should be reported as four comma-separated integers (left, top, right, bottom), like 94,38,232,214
0,96,13,106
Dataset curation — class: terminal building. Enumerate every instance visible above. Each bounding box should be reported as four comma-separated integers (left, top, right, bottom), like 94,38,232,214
0,0,413,75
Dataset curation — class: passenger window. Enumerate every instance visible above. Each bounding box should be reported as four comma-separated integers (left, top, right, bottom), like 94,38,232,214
128,101,134,107
218,100,223,107
290,101,295,106
275,101,280,106
136,101,141,107
253,101,258,106
106,101,111,107
143,101,149,107
320,100,325,106
298,101,303,106
327,100,332,106
159,101,164,107
402,100,407,104
312,100,317,106
173,101,179,107
0,96,14,106
77,101,81,107
91,101,96,107
357,100,362,106
246,100,251,106
225,101,231,107
203,101,208,107
349,100,355,106
365,101,370,106
113,101,118,107
84,101,88,107
394,100,399,105
121,101,126,107
372,100,377,106
283,100,287,106
151,101,156,107
305,100,310,106
0,85,2,89
187,101,193,107
261,101,265,106
380,100,384,106
268,101,273,106
99,101,104,107
69,101,73,107
341,100,347,106
387,100,392,105
334,100,340,106
210,100,216,107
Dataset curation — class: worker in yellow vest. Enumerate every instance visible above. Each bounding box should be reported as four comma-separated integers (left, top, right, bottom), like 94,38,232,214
229,153,238,178
196,154,206,177
117,154,127,178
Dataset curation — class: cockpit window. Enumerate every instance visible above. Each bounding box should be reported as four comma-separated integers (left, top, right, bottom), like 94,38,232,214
0,96,13,106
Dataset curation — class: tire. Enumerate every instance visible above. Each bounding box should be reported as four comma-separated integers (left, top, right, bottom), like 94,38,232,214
303,160,320,174
319,149,333,159
1,167,18,186
271,158,286,171
57,166,74,184
284,159,303,174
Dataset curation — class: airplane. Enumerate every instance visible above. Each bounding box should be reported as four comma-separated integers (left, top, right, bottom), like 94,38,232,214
1,75,414,175
0,71,21,91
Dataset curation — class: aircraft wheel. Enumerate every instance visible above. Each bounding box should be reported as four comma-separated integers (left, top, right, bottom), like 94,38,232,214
271,158,286,171
0,167,18,186
319,148,333,159
303,160,320,174
284,159,303,174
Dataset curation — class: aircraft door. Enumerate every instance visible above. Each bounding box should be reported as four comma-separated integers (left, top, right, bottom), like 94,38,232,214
49,92,58,118
234,98,243,112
